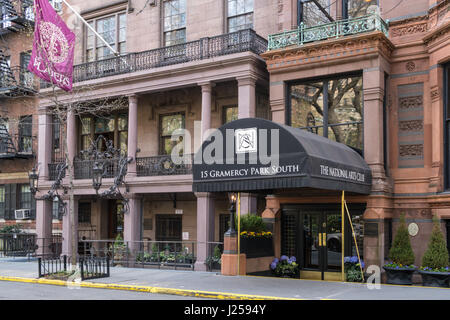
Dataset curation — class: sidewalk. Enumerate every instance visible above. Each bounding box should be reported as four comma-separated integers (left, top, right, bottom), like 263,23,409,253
0,258,449,300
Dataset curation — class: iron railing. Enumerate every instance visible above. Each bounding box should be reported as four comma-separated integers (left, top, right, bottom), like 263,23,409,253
38,255,67,278
0,0,34,32
40,28,267,87
268,14,389,51
74,158,121,180
80,239,197,270
0,66,38,94
136,154,193,177
79,256,110,280
0,233,36,257
206,241,223,272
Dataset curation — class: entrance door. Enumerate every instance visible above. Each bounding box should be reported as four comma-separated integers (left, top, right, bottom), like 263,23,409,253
281,204,365,281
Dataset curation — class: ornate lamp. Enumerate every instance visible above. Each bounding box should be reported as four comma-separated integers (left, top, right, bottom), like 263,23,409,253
92,161,104,193
28,167,39,195
225,192,237,236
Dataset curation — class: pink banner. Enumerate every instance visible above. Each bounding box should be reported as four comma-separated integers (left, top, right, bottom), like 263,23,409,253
28,0,75,92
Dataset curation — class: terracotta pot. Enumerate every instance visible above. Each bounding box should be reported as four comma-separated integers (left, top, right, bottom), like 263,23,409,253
383,266,416,285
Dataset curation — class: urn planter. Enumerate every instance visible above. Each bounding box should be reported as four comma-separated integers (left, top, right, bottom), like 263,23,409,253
240,237,274,258
383,266,416,285
418,270,449,288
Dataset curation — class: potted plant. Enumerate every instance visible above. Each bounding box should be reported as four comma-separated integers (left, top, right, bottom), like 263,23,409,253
269,256,299,278
383,214,416,285
418,215,449,287
344,256,365,282
110,234,128,266
205,245,222,270
237,214,274,258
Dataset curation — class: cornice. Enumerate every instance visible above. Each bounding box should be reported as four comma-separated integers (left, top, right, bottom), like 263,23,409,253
262,31,394,72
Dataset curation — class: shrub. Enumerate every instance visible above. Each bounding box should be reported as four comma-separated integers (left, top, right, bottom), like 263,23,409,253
235,214,267,233
388,213,415,266
421,215,449,271
270,256,299,278
0,224,23,234
344,256,365,282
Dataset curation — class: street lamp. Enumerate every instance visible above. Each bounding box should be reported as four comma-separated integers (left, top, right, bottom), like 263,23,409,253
225,192,237,236
92,161,104,194
28,167,39,195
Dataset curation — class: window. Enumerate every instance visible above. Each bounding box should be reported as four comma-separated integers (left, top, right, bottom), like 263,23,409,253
19,184,32,211
23,0,35,21
1,5,12,29
227,0,253,33
78,202,91,223
445,64,450,189
52,197,60,220
160,113,185,155
52,115,64,162
0,186,5,219
0,56,11,87
86,12,127,62
288,75,363,155
80,113,128,155
298,0,379,27
18,115,33,153
156,214,182,242
223,106,238,124
49,0,62,12
163,0,186,46
20,51,33,87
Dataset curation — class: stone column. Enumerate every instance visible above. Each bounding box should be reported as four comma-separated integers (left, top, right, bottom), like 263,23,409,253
35,200,52,257
239,193,257,216
127,95,138,177
124,195,141,253
237,76,257,119
37,108,52,180
62,197,78,259
67,109,77,165
199,82,214,140
194,192,215,271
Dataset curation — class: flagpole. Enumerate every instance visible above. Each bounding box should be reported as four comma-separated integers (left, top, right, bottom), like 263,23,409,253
60,0,119,56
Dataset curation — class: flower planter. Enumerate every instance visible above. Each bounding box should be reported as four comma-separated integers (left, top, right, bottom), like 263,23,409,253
383,266,416,285
240,237,274,258
418,270,449,288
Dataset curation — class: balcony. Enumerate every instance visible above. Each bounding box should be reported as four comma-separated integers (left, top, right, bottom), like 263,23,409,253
0,0,34,35
0,124,34,159
48,155,193,181
267,14,389,51
40,28,267,88
0,66,38,96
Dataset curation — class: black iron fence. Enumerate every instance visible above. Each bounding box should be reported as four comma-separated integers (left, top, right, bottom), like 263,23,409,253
40,29,267,87
38,255,67,278
206,242,223,272
80,239,197,270
74,158,121,180
0,233,36,258
136,154,193,177
79,256,110,280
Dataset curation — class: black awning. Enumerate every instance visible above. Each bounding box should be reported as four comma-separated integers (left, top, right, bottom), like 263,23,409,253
192,118,372,194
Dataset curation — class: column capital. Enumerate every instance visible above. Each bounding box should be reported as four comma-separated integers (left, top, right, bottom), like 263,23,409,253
198,81,216,92
236,75,258,86
128,94,139,103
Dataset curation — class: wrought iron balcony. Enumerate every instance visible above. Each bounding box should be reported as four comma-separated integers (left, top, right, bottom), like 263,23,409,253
73,158,122,180
0,0,34,34
0,124,34,159
137,154,193,177
0,66,38,96
40,28,267,88
267,14,389,51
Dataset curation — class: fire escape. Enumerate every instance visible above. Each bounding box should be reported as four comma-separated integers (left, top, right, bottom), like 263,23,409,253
0,0,34,35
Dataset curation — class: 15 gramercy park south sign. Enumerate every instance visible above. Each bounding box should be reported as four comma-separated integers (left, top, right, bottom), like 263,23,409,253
168,118,372,194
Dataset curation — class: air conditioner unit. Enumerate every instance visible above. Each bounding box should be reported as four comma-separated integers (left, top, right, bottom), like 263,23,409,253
15,209,31,220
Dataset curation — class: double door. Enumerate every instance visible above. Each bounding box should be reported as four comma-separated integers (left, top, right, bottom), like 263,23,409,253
281,204,364,280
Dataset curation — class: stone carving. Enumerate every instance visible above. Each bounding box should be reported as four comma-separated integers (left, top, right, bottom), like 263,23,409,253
399,96,423,110
405,61,415,72
399,120,423,132
391,23,428,37
431,88,440,101
399,144,424,157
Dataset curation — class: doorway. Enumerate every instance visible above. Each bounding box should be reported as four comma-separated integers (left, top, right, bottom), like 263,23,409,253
107,200,124,240
281,204,365,280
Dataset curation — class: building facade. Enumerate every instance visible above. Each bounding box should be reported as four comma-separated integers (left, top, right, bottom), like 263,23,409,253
31,0,450,281
0,0,63,234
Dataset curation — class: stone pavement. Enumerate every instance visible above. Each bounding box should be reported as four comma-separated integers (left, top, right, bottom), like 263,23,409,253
0,258,449,300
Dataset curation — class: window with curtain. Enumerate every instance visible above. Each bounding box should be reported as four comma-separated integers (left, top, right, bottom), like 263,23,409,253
227,0,253,33
289,75,363,155
223,106,238,124
86,12,127,62
163,0,186,47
